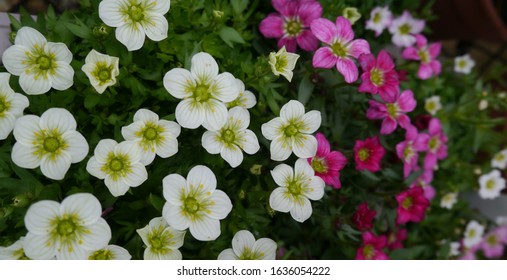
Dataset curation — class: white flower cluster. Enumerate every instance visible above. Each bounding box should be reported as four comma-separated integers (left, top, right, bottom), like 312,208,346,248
477,150,507,200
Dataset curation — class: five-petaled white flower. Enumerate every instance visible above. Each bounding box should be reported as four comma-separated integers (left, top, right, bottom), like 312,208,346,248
454,54,475,74
202,107,260,168
0,236,30,260
12,108,89,180
388,11,425,47
23,193,112,260
226,79,257,109
463,220,484,248
217,230,277,260
261,100,321,161
0,73,29,140
365,6,392,37
491,149,507,169
269,158,325,223
478,170,506,200
86,139,148,197
440,192,458,209
122,108,181,165
87,244,132,260
2,26,74,95
81,49,120,94
268,46,300,82
137,217,185,260
99,0,171,51
163,52,238,131
424,95,442,116
162,165,232,241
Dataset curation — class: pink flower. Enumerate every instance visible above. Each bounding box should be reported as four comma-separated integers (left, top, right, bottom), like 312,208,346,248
259,0,322,52
459,243,480,260
358,50,400,102
387,228,408,250
402,35,442,80
388,11,425,47
354,136,386,173
409,169,436,201
395,186,430,225
352,202,377,231
308,133,347,189
481,227,507,258
395,125,429,178
366,89,417,135
423,118,448,170
355,232,389,260
310,16,370,83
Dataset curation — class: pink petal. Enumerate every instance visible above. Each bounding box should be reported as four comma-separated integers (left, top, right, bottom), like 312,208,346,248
335,16,354,42
397,90,416,112
417,64,433,80
349,39,371,58
428,42,441,58
298,1,323,25
310,18,338,45
273,0,298,17
415,34,427,49
379,85,400,103
377,50,395,70
395,141,407,159
397,114,412,129
423,186,436,201
428,118,442,135
296,30,319,51
312,47,338,68
336,57,358,83
402,47,420,60
278,37,297,52
424,152,437,170
437,145,448,159
404,124,418,141
366,100,387,120
358,73,378,94
380,117,398,135
414,133,429,151
429,60,441,76
326,151,347,170
315,132,330,156
358,53,375,71
259,14,284,38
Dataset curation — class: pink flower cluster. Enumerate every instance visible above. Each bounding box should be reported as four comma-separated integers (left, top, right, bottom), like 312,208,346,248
458,226,507,259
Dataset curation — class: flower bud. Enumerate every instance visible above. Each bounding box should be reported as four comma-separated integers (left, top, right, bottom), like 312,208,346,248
250,164,262,175
12,194,30,208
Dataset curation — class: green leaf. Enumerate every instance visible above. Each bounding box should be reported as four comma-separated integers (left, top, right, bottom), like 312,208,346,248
63,22,92,40
218,26,245,48
149,193,165,212
7,13,22,30
231,0,249,14
297,75,314,105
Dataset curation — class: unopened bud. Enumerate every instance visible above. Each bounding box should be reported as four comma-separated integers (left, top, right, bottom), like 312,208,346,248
213,10,224,19
9,31,17,44
478,99,488,110
250,164,262,175
12,194,29,208
93,24,111,36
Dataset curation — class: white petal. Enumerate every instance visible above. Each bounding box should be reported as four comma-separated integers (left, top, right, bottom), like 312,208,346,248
24,200,61,234
206,190,232,220
104,176,130,197
253,238,277,260
299,111,322,134
239,130,260,155
86,156,106,179
2,45,29,75
116,23,145,51
139,148,155,166
121,122,143,141
146,0,170,14
211,72,239,102
23,233,56,260
280,100,305,121
0,113,16,140
133,108,159,123
50,62,74,91
290,197,312,223
232,230,256,257
202,99,228,131
270,136,292,161
123,163,148,187
189,217,220,241
162,174,186,205
14,26,47,48
269,187,292,213
292,134,317,158
46,42,73,64
158,249,182,260
159,120,181,137
11,143,40,169
175,99,205,129
295,158,314,178
165,227,186,249
19,72,52,95
80,219,112,251
271,163,293,187
98,0,126,27
242,90,257,109
93,139,118,163
163,68,195,99
13,115,40,145
228,106,250,130
7,93,30,114
105,245,131,260
156,136,178,158
191,52,219,83
115,140,142,163
143,249,160,260
187,165,217,192
40,152,72,180
201,131,222,154
61,193,101,225
220,145,243,168
142,13,168,41
62,131,88,163
40,108,77,132
162,204,190,231
304,177,325,201
261,117,283,140
217,248,238,260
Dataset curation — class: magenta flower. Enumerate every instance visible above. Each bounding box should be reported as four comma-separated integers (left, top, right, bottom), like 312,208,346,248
402,35,442,80
355,232,389,260
311,16,370,83
367,89,417,135
423,118,448,170
395,186,430,225
259,0,322,52
387,228,408,250
358,50,400,102
352,202,377,231
481,227,507,259
395,125,429,178
410,168,436,201
353,136,386,173
308,133,347,189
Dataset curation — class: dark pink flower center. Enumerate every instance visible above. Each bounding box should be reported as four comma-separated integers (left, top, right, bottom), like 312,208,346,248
284,19,303,37
370,68,384,86
358,147,370,162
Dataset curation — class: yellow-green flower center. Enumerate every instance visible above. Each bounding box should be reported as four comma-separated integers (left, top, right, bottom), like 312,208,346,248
425,101,436,112
458,59,467,69
418,49,430,64
386,103,398,118
287,181,302,196
102,153,132,180
495,153,505,162
403,145,414,160
331,41,348,57
399,23,411,35
358,147,370,161
285,20,302,37
370,68,384,86
184,197,200,214
486,179,496,190
89,249,114,260
468,229,476,238
92,62,114,85
402,197,413,209
221,129,236,144
193,84,212,102
43,137,61,153
13,248,30,260
34,129,68,159
25,45,57,80
147,226,175,255
109,158,124,172
239,247,265,260
311,157,328,173
284,124,299,137
227,94,245,109
36,55,53,70
363,244,374,259
372,12,381,23
487,235,497,246
428,137,440,151
0,96,9,115
143,127,158,141
128,5,145,22
275,55,288,74
57,219,77,236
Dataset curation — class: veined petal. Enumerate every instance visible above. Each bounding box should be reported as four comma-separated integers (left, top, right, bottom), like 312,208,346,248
239,130,260,155
40,152,72,180
187,165,217,192
40,108,77,132
292,134,318,158
81,218,111,251
0,113,16,140
13,115,40,145
348,39,371,58
295,158,314,178
202,131,222,154
163,68,195,99
104,176,131,197
189,217,220,241
11,143,40,169
162,204,190,230
62,131,88,163
121,121,143,141
336,57,359,83
116,23,145,51
290,197,312,223
270,136,292,161
232,230,256,257
202,99,228,131
269,187,292,212
146,0,170,14
158,249,182,260
261,117,283,140
46,42,72,64
305,177,325,200
123,163,148,187
98,0,126,27
335,16,354,42
24,200,60,234
23,233,56,260
310,18,338,45
93,139,118,163
211,72,239,102
50,62,74,91
312,47,337,69
142,13,168,41
143,250,160,260
2,45,29,75
163,174,186,205
158,120,181,137
133,108,159,122
175,99,205,129
14,26,47,48
259,15,284,38
296,30,319,52
61,193,101,226
156,136,179,158
271,163,293,187
206,190,232,220
217,248,238,260
191,52,219,83
86,157,106,179
299,111,321,134
253,238,277,260
114,140,141,163
220,144,244,168
280,100,305,121
228,107,250,130
19,72,52,95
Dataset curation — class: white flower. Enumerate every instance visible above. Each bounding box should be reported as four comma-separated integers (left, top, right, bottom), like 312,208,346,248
491,149,507,169
388,11,425,47
81,49,120,94
365,6,392,37
261,100,321,161
87,245,132,260
11,108,89,180
269,158,325,223
23,193,112,260
2,26,74,95
217,230,277,260
449,241,461,257
463,220,484,248
478,170,506,200
86,139,148,197
136,217,185,260
342,7,361,25
162,165,232,241
99,0,170,51
0,73,29,140
226,79,257,109
454,54,475,74
202,107,260,168
0,237,29,260
440,192,458,209
163,52,238,131
121,108,181,165
478,99,488,111
424,95,442,116
268,46,300,82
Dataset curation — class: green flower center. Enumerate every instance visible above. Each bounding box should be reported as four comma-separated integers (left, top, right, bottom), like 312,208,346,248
468,229,476,238
311,157,328,173
143,127,158,141
358,147,370,161
0,97,8,114
363,244,374,259
128,5,145,22
428,137,440,151
98,69,111,82
386,103,398,118
193,84,211,102
425,101,436,112
458,60,467,69
57,219,77,236
402,197,413,209
184,197,200,214
495,153,505,162
418,49,430,63
13,248,30,260
372,12,381,23
275,55,288,73
370,68,384,86
147,227,174,255
486,179,496,190
36,55,53,70
403,145,414,160
43,137,61,153
487,235,497,246
102,153,132,180
284,124,299,137
221,129,236,144
287,181,302,196
331,41,348,57
89,249,114,260
399,23,411,35
109,158,124,172
239,247,265,260
285,20,302,37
